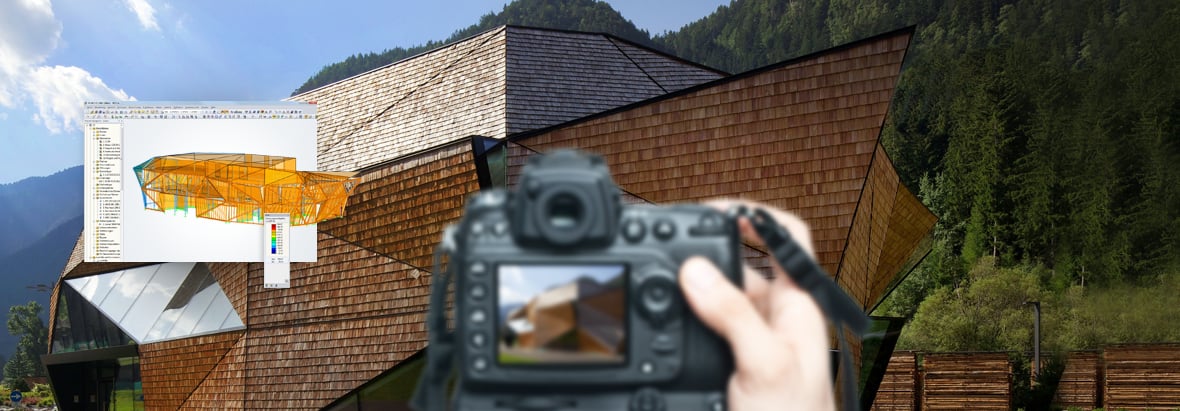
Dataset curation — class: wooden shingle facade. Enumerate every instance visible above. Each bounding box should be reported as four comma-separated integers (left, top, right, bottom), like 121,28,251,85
46,26,934,411
510,28,933,310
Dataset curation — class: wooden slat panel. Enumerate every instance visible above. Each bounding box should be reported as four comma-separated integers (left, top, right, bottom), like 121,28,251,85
514,32,923,308
839,144,899,309
1104,343,1180,410
290,28,507,171
246,234,428,330
140,331,244,410
505,28,722,134
181,335,247,410
238,142,474,409
242,313,426,410
872,351,919,411
609,39,724,91
319,142,479,271
1055,351,1102,409
870,178,937,308
292,26,722,173
921,353,1012,410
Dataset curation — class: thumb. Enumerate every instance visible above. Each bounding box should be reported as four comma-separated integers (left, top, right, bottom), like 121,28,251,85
679,257,776,370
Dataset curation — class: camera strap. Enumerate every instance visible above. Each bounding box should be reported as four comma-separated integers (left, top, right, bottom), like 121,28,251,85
411,229,457,411
731,206,871,411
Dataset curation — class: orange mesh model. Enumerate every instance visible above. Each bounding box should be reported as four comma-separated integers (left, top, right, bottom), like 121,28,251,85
133,153,358,225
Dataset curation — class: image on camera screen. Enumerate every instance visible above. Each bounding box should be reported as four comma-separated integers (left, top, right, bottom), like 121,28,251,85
497,264,627,365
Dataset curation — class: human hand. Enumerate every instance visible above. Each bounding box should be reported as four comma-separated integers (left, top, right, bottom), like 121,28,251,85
678,199,835,411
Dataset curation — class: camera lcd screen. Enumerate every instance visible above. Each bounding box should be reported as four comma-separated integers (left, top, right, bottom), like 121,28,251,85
496,264,627,366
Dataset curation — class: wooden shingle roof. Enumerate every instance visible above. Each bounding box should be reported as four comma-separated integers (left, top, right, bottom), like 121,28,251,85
290,27,508,172
289,25,724,172
504,27,724,134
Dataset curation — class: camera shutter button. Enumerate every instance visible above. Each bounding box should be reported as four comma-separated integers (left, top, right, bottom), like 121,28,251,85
623,219,646,243
653,219,675,240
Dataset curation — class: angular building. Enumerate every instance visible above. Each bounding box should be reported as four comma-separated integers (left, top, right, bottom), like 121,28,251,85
46,26,935,410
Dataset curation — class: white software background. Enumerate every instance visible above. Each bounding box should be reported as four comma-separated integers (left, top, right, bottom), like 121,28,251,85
121,119,319,262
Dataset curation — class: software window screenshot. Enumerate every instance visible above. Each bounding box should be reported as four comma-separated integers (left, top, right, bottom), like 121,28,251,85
82,101,327,265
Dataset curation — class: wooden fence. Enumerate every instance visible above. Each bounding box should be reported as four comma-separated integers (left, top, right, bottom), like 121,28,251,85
1055,351,1103,409
1104,343,1180,410
871,351,920,411
922,353,1012,410
870,344,1180,410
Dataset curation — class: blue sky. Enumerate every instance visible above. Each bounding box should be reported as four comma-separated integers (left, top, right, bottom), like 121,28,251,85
498,264,625,305
0,0,731,184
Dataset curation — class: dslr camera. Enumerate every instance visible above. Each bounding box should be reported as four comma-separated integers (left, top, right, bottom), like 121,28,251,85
415,149,742,411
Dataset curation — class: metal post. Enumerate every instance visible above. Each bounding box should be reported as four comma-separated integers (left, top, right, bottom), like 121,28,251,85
1026,301,1042,379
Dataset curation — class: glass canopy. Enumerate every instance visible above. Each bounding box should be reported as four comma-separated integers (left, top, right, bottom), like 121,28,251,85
64,263,244,344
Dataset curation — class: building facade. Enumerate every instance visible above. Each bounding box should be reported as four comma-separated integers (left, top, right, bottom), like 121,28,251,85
46,26,935,410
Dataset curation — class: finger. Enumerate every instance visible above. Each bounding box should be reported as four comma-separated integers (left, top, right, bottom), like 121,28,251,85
679,257,778,372
703,198,766,247
742,265,771,317
705,198,817,260
767,277,831,346
765,287,834,394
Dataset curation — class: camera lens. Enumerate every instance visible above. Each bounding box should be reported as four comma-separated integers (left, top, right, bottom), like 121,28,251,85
547,193,584,229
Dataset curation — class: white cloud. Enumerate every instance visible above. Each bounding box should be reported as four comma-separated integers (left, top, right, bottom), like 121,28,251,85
499,286,528,305
26,65,134,133
124,0,160,31
0,0,61,106
0,0,135,134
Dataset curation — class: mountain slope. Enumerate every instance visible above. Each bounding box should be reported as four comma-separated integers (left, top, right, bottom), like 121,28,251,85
0,215,82,359
0,166,83,258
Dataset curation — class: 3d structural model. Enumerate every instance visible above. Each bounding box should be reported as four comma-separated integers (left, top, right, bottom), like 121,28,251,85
133,153,359,225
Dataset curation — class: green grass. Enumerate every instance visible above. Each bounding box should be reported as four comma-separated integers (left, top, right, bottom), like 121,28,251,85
498,353,539,365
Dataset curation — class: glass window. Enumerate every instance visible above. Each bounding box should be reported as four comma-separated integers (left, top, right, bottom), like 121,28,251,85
194,292,234,334
321,352,426,410
51,285,134,353
358,357,424,410
63,262,244,344
162,285,218,339
487,144,508,188
98,265,158,321
112,357,145,411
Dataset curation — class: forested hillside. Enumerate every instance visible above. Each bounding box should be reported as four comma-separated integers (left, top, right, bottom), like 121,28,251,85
293,0,1180,352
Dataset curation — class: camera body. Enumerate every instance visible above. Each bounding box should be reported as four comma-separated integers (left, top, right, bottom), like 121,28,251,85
447,150,742,410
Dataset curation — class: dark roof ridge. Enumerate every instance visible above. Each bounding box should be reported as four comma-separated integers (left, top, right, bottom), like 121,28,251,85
502,24,728,76
507,26,918,143
290,25,510,98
